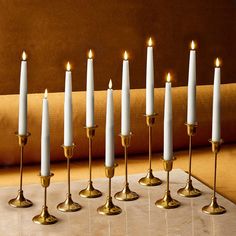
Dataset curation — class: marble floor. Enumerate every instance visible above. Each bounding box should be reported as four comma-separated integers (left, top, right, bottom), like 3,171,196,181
0,169,235,236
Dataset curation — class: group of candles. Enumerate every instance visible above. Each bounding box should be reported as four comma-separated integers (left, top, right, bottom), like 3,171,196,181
18,38,221,176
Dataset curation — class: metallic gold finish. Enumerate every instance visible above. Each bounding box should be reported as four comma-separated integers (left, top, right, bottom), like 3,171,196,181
139,114,162,186
177,123,201,198
32,174,58,225
97,165,122,215
115,133,139,201
155,159,181,209
8,132,33,208
202,140,226,215
79,126,102,198
57,144,81,212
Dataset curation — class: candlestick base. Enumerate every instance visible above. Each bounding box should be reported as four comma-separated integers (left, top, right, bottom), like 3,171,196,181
114,183,139,201
57,193,81,212
33,206,57,225
97,196,122,216
202,197,226,215
138,169,162,186
177,179,201,197
155,190,180,209
8,190,33,208
79,181,102,198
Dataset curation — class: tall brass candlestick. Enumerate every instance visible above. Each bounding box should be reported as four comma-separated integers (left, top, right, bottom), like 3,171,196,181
32,173,57,225
139,114,162,186
202,140,226,215
155,159,181,209
97,164,122,215
57,144,81,212
114,133,139,201
9,132,33,208
177,123,201,197
79,126,102,198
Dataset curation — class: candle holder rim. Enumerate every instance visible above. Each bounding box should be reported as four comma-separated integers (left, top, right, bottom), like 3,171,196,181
15,131,31,138
119,132,133,138
208,139,224,145
84,125,98,129
61,143,76,149
104,163,118,169
38,173,54,178
161,156,176,162
184,122,198,127
143,113,158,118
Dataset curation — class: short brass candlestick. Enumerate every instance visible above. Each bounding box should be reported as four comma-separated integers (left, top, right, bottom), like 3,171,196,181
115,133,139,201
155,158,181,209
139,114,162,186
79,126,102,198
9,132,33,208
177,123,201,197
32,173,57,225
202,139,226,215
57,144,81,212
97,164,122,215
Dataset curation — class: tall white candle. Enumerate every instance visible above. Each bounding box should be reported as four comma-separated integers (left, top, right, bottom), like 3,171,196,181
105,80,114,167
86,49,95,127
121,51,130,135
18,51,27,135
187,41,197,124
163,73,173,161
146,38,154,115
64,62,73,146
41,89,50,176
212,58,221,142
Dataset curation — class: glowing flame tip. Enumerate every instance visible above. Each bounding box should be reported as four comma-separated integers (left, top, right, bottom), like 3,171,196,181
148,37,152,46
109,79,112,89
166,73,171,82
191,40,195,50
44,89,48,99
88,49,93,59
66,62,71,71
215,58,220,67
22,51,27,60
124,51,128,60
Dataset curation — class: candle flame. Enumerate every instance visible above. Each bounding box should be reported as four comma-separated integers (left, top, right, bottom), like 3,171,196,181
22,51,27,60
148,37,152,47
109,79,112,89
66,62,71,71
44,89,48,99
124,51,128,60
88,49,93,59
191,40,195,50
215,58,220,67
166,73,171,82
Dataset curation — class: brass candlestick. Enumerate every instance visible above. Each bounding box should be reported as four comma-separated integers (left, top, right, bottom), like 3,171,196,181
57,144,81,212
155,159,181,209
202,140,226,215
139,114,162,186
79,126,102,198
177,123,201,197
114,133,139,201
9,132,33,208
32,173,57,225
97,164,122,215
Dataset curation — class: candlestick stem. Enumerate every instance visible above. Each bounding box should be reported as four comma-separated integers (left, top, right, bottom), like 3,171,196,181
202,140,226,215
9,132,33,208
115,133,139,201
97,164,122,215
57,145,81,212
79,126,102,198
139,114,162,186
155,159,180,209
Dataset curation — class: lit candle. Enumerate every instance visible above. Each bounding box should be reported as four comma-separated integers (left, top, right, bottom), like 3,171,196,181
121,51,130,135
105,80,114,167
187,40,197,124
212,58,221,142
146,38,154,115
18,51,27,135
163,73,173,161
41,89,50,176
86,49,95,127
64,62,73,146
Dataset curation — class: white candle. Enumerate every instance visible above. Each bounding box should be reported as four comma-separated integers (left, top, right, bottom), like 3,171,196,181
187,41,197,124
212,58,221,142
163,73,173,161
121,51,130,135
86,49,95,127
64,62,73,146
18,51,27,135
146,38,154,115
41,89,50,176
105,80,114,167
